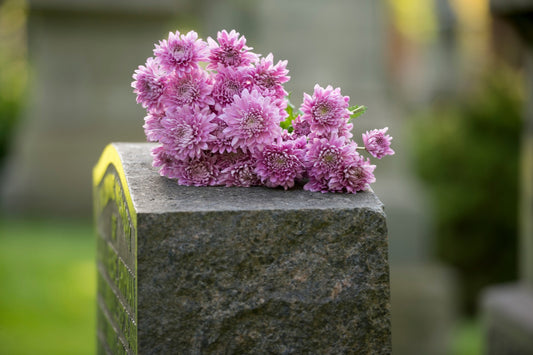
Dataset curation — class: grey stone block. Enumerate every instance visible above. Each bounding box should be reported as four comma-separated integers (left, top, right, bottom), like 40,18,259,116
93,142,391,354
482,284,533,355
390,263,457,355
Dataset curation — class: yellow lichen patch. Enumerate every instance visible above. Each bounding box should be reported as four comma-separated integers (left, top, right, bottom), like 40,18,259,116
93,144,137,226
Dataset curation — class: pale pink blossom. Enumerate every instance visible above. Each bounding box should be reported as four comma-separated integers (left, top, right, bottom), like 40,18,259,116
175,153,220,186
163,69,214,110
291,115,311,137
306,134,355,179
208,117,237,154
132,57,167,110
143,110,166,142
300,84,351,136
250,53,289,100
303,175,330,193
254,139,306,190
220,154,260,187
151,145,181,179
154,30,208,73
362,127,395,159
159,106,217,159
328,154,376,193
207,29,258,69
221,89,282,152
211,66,250,110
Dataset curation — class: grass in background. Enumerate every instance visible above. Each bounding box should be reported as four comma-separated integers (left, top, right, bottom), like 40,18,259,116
0,218,96,355
451,317,484,355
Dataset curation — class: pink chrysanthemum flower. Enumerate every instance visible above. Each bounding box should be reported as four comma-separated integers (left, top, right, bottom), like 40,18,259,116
292,115,311,137
254,139,306,190
300,84,351,136
208,117,237,154
280,129,293,142
328,154,376,193
207,29,258,69
338,121,354,140
280,130,307,148
151,145,181,179
133,30,395,193
308,119,353,141
132,57,167,110
250,53,289,100
163,69,214,110
362,127,395,159
175,153,220,186
303,175,330,193
221,89,282,152
287,135,308,150
306,134,356,178
214,150,248,170
212,66,250,110
154,30,208,73
143,110,166,142
273,97,289,120
220,155,260,187
159,106,217,159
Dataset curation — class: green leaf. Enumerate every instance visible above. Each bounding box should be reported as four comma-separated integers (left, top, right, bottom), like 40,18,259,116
349,105,367,120
280,94,301,133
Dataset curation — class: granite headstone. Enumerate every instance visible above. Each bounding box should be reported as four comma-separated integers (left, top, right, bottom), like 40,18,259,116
93,142,392,354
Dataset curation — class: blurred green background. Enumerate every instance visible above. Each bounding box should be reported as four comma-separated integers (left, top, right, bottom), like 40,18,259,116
412,67,523,315
0,218,95,355
0,4,96,351
0,0,27,169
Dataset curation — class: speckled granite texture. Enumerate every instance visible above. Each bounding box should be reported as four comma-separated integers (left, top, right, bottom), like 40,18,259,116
94,142,392,354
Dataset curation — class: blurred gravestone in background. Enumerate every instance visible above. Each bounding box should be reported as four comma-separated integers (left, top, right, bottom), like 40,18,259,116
407,0,525,325
0,0,186,216
482,0,533,353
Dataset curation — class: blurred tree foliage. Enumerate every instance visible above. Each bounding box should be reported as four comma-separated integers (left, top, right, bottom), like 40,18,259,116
412,65,524,314
0,0,28,167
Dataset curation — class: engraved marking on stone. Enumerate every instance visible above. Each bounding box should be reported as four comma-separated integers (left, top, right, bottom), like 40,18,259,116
96,308,114,355
97,306,128,355
97,272,137,353
98,236,137,314
93,144,137,226
96,169,136,268
97,260,136,329
97,296,131,355
93,144,138,354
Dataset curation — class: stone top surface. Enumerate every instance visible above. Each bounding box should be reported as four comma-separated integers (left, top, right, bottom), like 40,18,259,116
106,142,385,215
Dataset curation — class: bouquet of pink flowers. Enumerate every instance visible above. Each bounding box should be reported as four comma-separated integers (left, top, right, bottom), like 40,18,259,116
132,29,394,193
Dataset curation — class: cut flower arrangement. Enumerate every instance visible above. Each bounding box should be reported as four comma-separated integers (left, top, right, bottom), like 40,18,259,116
132,29,394,193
